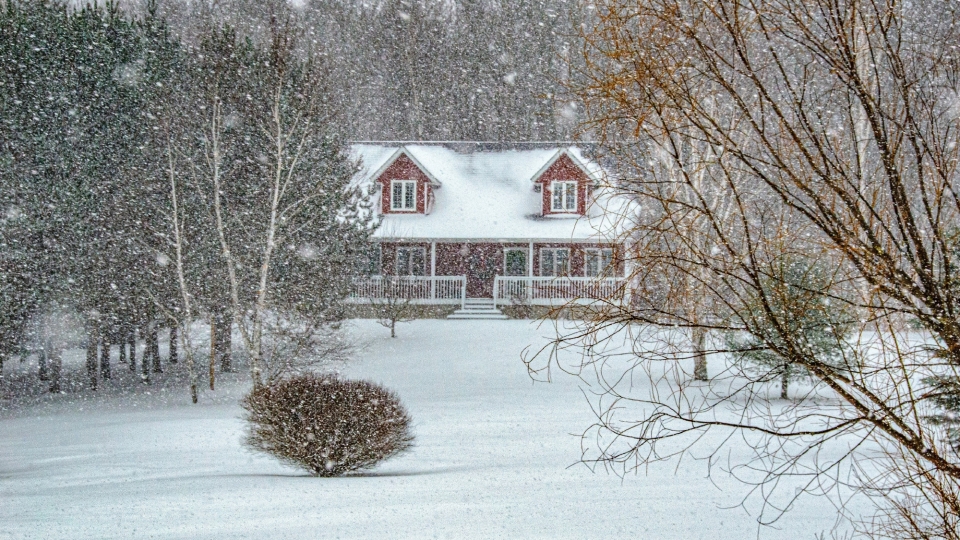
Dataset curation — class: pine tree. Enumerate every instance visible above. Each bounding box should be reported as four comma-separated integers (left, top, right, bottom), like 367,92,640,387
725,258,854,399
0,0,181,379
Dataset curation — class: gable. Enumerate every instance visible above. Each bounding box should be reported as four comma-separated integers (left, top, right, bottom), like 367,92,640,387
376,153,435,214
534,153,592,215
533,153,592,185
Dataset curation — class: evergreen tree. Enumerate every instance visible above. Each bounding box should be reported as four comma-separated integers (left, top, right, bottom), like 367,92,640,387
0,0,180,381
725,258,854,399
923,234,960,452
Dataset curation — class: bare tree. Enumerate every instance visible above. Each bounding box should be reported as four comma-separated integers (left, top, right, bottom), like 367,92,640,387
548,0,960,535
373,276,418,339
257,315,352,382
159,128,201,403
212,17,369,386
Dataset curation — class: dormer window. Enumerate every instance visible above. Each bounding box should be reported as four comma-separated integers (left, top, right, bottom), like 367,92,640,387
551,181,577,212
391,180,417,211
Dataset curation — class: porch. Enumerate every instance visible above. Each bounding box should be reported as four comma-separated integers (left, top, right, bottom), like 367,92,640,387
347,275,627,311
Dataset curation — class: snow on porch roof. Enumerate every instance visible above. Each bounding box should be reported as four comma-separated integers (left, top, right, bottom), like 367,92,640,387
349,143,631,242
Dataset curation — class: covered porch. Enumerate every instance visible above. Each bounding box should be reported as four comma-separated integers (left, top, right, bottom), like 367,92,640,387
348,239,627,310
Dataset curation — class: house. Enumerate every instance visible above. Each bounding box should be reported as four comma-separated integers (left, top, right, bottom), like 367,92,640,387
349,142,630,318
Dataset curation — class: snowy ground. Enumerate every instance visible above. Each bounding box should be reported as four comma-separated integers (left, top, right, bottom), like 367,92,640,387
0,319,863,539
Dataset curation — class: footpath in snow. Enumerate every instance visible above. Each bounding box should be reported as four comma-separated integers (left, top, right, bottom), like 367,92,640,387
0,319,856,539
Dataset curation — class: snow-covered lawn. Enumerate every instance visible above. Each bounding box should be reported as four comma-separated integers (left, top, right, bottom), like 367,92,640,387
0,320,859,539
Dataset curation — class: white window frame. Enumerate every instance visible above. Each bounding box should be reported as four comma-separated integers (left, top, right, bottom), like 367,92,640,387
540,248,570,277
503,248,529,277
584,248,615,277
390,180,417,212
550,181,578,212
395,246,426,276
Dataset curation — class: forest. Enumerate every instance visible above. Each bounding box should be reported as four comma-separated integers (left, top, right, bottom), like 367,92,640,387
153,0,583,141
4,1,960,539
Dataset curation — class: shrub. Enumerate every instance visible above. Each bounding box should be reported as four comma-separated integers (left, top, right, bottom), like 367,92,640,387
241,374,414,476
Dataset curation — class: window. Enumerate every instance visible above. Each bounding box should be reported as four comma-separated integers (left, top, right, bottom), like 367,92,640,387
584,248,615,277
391,180,417,211
540,248,569,277
356,244,382,276
551,181,577,212
504,248,528,276
395,247,426,276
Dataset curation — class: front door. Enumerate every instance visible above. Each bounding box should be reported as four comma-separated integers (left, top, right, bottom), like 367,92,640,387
466,249,498,297
504,248,527,277
502,248,528,300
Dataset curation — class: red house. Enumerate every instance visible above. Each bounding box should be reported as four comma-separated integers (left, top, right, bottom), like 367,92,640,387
349,143,629,319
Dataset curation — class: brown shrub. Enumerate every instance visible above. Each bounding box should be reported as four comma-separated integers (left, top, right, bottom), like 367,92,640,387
241,374,414,476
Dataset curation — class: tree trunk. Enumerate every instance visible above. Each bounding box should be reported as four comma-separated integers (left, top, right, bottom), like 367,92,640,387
100,337,111,380
781,366,790,400
213,311,231,372
118,337,126,364
150,323,161,373
391,318,396,338
38,345,48,381
209,318,216,391
169,326,178,364
86,329,98,390
128,328,136,372
141,325,151,383
692,327,708,381
48,346,61,393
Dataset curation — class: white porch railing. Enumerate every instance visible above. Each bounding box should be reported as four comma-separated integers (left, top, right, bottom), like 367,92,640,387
493,276,625,309
349,276,467,308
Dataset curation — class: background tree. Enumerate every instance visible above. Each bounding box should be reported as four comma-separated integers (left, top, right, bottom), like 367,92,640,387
148,0,584,142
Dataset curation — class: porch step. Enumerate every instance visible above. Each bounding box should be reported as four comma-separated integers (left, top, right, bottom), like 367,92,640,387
447,298,508,320
447,311,509,320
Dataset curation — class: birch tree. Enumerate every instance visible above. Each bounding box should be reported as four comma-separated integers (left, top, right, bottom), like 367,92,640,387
159,18,374,390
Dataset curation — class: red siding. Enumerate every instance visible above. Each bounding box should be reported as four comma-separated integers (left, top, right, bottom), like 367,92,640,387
535,154,591,216
377,153,433,214
379,241,623,297
380,242,430,275
435,242,504,297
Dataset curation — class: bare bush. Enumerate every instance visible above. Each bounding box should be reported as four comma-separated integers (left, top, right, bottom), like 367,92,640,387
241,374,414,476
860,448,960,540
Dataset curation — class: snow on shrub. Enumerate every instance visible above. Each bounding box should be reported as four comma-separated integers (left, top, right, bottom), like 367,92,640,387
241,374,414,476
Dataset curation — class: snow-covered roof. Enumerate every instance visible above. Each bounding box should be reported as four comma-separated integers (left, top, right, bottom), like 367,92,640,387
350,143,633,242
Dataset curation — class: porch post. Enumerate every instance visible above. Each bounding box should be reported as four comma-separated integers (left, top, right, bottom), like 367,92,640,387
528,241,534,277
430,241,437,300
528,241,535,303
623,246,633,308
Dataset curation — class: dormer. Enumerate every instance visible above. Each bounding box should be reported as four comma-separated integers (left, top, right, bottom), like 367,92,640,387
531,150,595,216
372,148,441,215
